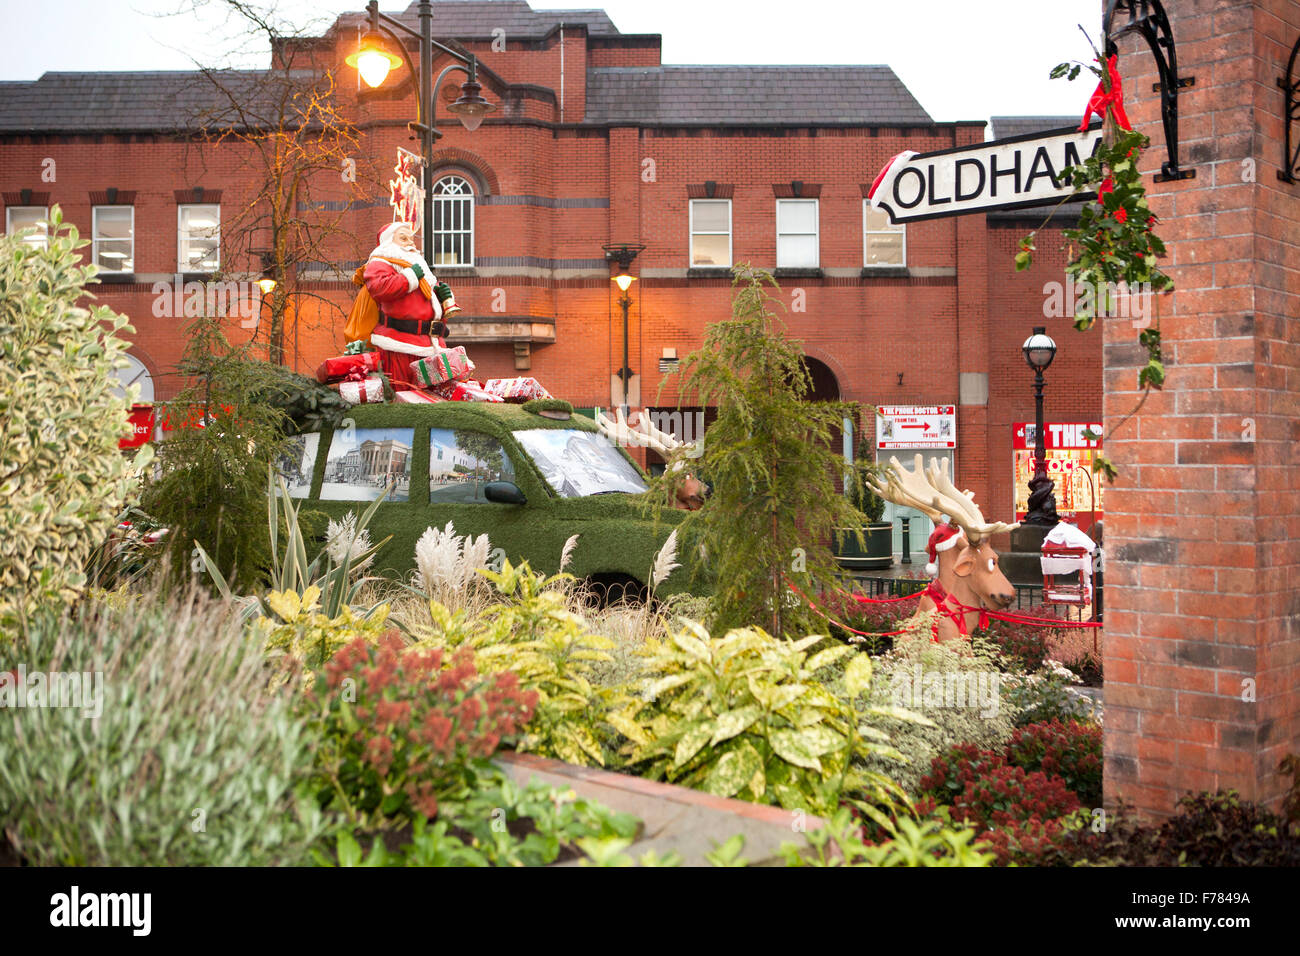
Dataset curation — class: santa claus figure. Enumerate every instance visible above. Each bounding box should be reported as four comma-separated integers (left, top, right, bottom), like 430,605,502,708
363,222,453,389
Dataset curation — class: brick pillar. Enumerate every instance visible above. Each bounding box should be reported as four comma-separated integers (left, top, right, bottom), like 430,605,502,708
1103,0,1300,818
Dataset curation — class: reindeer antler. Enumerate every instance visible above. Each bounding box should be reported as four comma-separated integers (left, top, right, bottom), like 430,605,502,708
869,454,1018,543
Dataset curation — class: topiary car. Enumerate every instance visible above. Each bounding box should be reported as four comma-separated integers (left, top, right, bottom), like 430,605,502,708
277,400,699,598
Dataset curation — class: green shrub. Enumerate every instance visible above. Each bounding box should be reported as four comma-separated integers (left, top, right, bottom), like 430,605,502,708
411,560,634,769
858,635,1016,796
782,808,993,867
0,591,328,865
0,207,152,627
620,621,912,817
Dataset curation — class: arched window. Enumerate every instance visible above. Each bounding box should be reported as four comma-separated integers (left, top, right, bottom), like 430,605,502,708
430,175,474,267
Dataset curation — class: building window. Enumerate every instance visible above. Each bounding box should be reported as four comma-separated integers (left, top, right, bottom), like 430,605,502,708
863,203,905,267
93,206,134,273
689,199,731,267
776,199,818,268
430,175,474,267
6,206,49,249
178,204,221,272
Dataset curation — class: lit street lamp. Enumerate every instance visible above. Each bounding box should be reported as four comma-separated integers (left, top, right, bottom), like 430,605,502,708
347,0,495,264
603,243,644,414
1022,326,1060,526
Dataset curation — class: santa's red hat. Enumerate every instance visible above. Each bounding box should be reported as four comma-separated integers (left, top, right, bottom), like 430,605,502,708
867,150,919,210
925,520,964,576
376,222,405,247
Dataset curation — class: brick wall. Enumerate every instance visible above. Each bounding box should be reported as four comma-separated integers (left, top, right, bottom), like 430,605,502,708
1102,0,1300,817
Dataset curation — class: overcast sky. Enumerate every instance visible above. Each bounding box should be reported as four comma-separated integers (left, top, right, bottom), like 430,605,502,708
3,0,1107,125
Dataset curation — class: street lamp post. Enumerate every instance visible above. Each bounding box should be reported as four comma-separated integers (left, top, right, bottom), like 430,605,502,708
1022,326,1060,526
347,0,495,265
603,243,645,414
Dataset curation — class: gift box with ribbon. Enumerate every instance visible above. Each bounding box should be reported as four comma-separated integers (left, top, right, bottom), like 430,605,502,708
431,379,504,403
482,377,551,403
316,350,381,384
395,389,444,404
410,346,475,387
328,374,387,405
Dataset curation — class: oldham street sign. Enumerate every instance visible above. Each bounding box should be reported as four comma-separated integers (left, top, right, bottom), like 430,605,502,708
868,122,1103,224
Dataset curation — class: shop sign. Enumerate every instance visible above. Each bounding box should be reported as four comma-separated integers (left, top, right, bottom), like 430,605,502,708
876,405,956,449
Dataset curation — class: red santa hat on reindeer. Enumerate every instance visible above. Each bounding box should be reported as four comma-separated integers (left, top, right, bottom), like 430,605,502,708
924,518,965,577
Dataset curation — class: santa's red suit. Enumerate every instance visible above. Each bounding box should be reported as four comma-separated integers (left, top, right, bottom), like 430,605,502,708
364,223,447,389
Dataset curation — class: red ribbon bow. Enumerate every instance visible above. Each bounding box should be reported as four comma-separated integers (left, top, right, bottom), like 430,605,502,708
343,367,367,383
1080,54,1131,132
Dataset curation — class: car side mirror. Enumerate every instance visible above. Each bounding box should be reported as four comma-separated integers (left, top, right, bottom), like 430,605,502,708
484,481,526,505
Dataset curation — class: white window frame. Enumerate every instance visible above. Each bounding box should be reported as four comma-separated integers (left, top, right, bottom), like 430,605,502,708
863,201,906,268
689,198,732,268
776,198,819,269
430,175,475,268
92,205,135,274
177,203,221,273
6,206,49,249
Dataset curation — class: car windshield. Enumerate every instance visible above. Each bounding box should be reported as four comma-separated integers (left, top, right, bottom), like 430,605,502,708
512,428,648,498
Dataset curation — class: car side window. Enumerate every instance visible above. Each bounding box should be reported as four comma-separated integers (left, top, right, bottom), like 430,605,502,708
429,428,514,503
276,433,319,498
322,427,414,502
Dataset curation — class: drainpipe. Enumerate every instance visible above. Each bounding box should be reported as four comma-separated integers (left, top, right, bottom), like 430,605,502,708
559,23,565,123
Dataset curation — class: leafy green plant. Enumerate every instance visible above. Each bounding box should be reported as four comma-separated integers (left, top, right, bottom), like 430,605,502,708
652,264,875,635
781,808,993,867
413,559,633,768
620,620,917,820
0,207,153,627
0,590,329,865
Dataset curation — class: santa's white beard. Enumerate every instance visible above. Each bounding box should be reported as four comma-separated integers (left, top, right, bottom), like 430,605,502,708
370,241,435,282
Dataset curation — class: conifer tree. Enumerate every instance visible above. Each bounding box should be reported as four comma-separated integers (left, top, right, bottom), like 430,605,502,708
656,265,872,636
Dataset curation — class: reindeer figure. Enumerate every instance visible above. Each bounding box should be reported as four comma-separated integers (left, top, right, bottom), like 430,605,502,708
596,408,705,510
868,454,1019,642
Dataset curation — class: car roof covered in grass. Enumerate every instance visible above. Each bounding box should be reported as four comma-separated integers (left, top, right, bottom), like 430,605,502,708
335,399,599,439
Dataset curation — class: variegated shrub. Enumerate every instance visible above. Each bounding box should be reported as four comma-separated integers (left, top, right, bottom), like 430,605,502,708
0,208,151,627
618,621,926,820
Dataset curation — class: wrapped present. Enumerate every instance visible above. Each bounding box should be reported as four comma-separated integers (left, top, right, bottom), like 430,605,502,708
316,350,381,384
410,346,475,387
342,340,371,355
329,374,387,405
483,377,551,403
395,389,444,404
431,379,504,403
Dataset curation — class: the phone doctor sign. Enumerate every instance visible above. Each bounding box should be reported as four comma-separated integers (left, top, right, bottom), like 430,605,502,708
867,123,1103,224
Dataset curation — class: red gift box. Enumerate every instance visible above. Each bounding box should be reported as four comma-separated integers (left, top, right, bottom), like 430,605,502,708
483,377,551,403
431,379,504,403
410,347,475,387
316,351,381,384
395,389,444,404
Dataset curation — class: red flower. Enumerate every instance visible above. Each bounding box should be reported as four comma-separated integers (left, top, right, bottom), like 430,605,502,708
1114,208,1128,224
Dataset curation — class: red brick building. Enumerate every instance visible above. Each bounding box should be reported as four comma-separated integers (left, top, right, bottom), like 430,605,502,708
0,0,1102,547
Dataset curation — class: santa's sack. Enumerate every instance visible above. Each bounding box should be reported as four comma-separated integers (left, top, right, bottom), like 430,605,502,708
316,350,382,384
343,267,380,342
410,346,475,387
482,377,551,403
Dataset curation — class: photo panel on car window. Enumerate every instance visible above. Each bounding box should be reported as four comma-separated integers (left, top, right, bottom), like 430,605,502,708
429,428,514,503
322,427,414,502
276,433,319,498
